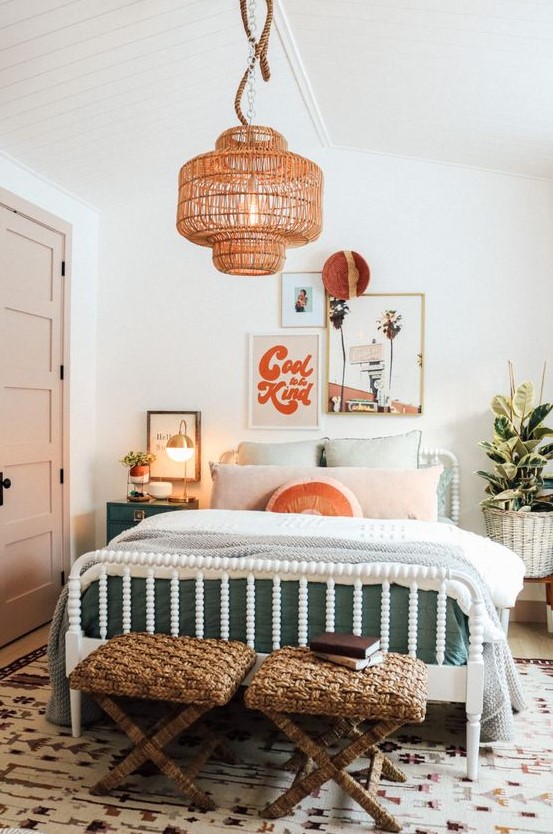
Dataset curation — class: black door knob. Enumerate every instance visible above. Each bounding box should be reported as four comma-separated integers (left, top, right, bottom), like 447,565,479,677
0,473,11,506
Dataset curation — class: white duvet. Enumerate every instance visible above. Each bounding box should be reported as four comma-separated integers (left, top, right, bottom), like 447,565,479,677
126,509,525,611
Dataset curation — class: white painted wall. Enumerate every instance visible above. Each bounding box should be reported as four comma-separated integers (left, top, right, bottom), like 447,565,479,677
96,146,553,532
4,142,549,614
0,152,100,563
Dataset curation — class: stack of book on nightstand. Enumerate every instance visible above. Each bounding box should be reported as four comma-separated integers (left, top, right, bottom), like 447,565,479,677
309,632,383,671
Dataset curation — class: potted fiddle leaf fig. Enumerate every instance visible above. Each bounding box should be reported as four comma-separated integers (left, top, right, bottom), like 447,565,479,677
476,365,553,576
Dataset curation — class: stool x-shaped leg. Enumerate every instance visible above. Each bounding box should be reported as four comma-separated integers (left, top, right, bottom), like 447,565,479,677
261,709,406,833
282,715,406,785
91,694,237,809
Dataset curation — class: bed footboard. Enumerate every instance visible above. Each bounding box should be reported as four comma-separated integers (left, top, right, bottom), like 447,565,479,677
66,550,485,779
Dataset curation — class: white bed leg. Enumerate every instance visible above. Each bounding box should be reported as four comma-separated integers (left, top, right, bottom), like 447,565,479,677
546,605,553,634
465,712,481,780
70,688,82,737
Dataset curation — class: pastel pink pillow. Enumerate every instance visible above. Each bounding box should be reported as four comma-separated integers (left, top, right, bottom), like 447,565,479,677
266,477,363,517
210,463,443,521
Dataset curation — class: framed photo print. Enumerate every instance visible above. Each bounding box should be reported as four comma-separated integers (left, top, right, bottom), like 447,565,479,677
281,272,325,327
327,293,424,414
249,333,320,429
147,410,201,481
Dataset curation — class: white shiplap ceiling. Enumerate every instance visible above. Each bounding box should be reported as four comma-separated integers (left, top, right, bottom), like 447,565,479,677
1,0,552,209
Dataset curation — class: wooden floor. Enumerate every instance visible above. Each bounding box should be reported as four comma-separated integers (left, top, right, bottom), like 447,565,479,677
506,621,553,658
0,620,552,667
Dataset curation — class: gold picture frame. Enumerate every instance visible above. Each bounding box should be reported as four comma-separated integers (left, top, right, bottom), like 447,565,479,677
327,293,424,414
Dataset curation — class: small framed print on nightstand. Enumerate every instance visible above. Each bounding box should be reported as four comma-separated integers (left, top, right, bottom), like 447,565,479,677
147,411,201,481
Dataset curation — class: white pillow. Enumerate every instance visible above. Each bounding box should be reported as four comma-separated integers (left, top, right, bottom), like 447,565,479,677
323,430,421,468
237,439,325,466
210,463,442,521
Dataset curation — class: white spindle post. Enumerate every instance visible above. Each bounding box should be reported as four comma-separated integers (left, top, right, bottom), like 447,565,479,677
436,580,447,665
246,573,255,648
380,580,390,652
195,572,204,638
122,566,131,633
325,577,335,632
220,573,230,640
298,576,308,646
170,569,179,636
145,567,155,633
353,578,363,635
408,582,419,657
272,576,281,650
98,565,108,640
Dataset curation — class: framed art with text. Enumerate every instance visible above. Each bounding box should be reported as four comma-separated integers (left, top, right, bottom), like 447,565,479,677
281,271,325,327
146,410,201,481
327,293,424,414
249,333,320,429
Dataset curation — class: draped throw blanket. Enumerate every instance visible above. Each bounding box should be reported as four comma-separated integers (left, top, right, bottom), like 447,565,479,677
47,526,526,742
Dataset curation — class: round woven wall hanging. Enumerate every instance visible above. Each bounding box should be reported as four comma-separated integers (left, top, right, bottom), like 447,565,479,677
322,250,370,299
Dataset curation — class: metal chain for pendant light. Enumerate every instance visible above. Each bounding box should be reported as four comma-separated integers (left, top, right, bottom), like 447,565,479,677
234,0,273,126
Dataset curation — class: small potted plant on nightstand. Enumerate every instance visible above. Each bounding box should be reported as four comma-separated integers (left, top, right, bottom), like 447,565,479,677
476,363,553,577
120,450,156,502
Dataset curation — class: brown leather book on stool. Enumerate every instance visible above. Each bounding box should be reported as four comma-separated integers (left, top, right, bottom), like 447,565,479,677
309,632,382,671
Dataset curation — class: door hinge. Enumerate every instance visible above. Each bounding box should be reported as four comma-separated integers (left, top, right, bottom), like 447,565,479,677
60,468,64,484
61,570,66,585
61,260,66,276
60,364,64,380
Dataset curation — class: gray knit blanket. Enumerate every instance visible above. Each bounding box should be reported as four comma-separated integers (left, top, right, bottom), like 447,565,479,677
46,526,526,742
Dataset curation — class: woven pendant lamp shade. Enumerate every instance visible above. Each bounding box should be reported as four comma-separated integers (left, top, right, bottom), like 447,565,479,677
177,125,323,276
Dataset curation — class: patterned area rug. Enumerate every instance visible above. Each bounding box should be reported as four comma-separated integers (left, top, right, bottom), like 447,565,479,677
0,648,551,833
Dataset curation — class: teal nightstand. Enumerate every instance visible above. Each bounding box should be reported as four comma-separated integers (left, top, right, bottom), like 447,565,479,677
106,499,199,544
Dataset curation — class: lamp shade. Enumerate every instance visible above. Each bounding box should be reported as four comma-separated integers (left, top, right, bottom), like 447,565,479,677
166,422,194,463
177,125,323,276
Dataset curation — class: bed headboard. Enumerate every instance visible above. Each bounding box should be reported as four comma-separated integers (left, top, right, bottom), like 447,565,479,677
218,445,460,525
419,447,460,525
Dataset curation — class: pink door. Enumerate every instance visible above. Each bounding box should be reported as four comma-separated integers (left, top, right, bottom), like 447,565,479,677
0,201,67,647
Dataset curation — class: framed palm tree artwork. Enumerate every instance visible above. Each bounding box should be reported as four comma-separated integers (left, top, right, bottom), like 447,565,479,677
326,293,424,414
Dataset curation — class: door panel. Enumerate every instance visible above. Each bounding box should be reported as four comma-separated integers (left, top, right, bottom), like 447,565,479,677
6,532,54,599
4,388,52,444
5,308,53,371
0,205,66,647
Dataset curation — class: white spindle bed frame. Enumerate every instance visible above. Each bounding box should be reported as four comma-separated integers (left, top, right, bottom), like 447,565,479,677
66,553,486,781
65,448,494,780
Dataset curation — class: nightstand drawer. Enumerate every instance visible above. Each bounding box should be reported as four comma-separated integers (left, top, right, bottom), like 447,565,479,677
106,499,198,544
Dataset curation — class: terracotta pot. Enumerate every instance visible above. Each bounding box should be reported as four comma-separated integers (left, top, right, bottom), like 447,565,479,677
129,464,150,485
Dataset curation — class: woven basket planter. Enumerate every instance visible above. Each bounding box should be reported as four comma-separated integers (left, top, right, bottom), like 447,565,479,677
482,506,553,578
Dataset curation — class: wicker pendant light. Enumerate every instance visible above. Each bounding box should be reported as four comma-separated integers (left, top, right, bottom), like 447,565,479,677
176,0,323,276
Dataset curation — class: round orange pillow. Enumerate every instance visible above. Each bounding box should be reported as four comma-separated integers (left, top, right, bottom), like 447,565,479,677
266,477,363,517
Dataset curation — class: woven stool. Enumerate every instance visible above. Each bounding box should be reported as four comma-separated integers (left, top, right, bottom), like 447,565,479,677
244,648,427,832
69,632,256,809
